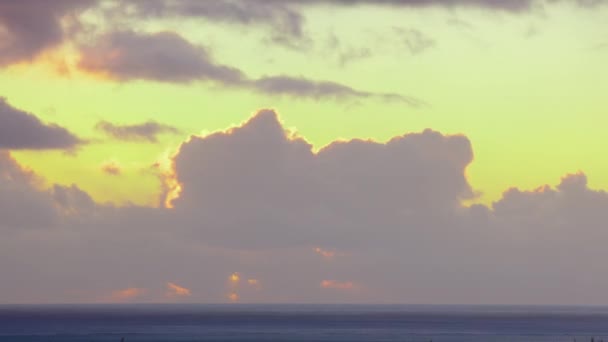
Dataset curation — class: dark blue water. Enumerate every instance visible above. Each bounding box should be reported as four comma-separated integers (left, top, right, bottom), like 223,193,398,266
2,304,608,341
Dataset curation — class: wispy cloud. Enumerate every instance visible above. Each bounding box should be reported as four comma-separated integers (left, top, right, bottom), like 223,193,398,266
107,287,146,302
320,280,355,290
96,119,181,143
166,282,191,297
314,247,336,259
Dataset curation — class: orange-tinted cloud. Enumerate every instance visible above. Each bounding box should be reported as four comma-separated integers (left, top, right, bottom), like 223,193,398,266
320,280,355,290
228,292,239,302
166,282,191,297
314,247,336,258
108,287,146,302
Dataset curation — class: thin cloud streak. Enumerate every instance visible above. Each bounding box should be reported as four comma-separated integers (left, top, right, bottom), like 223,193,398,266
95,120,181,143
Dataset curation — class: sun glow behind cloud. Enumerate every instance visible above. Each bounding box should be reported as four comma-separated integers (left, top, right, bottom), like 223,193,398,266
1,0,608,306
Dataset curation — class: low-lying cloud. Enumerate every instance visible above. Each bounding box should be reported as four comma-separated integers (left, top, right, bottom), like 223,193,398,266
2,109,608,305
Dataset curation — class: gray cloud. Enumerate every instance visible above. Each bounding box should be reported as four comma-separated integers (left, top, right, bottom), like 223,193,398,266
3,109,608,305
0,0,95,67
338,47,373,66
394,28,436,54
96,119,181,143
128,0,304,37
288,0,537,12
168,109,474,250
117,0,606,49
114,0,543,57
0,97,84,150
249,76,422,104
78,30,245,83
77,30,421,104
0,152,57,230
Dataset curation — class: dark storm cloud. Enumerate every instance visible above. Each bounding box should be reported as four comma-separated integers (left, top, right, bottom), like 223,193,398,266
0,0,95,67
95,119,181,143
0,98,84,150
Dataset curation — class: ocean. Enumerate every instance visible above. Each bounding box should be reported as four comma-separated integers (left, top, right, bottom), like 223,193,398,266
1,304,608,341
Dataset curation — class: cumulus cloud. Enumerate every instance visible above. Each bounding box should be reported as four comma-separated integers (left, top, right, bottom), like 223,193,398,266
0,97,84,150
3,109,608,305
167,109,473,250
96,119,181,143
0,0,95,67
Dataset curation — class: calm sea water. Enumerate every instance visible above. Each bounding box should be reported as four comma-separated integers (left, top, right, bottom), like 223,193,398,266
1,304,608,341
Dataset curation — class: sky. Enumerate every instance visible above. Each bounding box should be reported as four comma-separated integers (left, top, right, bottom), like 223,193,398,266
1,0,608,305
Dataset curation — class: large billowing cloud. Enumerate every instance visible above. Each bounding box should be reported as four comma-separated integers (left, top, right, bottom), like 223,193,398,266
0,0,95,67
2,109,608,304
0,97,84,150
168,110,472,249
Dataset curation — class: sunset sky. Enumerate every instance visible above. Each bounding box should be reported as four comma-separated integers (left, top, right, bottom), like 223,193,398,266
1,0,608,305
